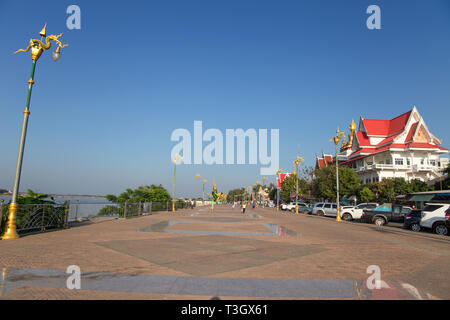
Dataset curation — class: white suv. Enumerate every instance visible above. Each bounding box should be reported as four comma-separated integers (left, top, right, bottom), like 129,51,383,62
420,203,450,235
282,201,309,212
340,203,379,221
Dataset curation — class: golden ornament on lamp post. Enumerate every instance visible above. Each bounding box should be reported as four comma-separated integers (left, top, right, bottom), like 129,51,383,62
171,154,183,212
3,24,68,240
330,128,346,222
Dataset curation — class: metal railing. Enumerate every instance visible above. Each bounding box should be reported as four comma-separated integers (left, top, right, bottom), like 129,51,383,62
0,199,201,236
0,202,69,236
68,200,194,221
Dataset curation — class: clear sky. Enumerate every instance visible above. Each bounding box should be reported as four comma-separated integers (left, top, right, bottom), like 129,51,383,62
0,0,449,196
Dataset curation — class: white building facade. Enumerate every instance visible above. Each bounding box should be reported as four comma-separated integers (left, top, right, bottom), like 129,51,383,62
338,106,448,184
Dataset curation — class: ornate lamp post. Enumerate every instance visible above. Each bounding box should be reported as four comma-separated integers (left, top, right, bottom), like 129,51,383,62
172,154,183,212
2,24,68,240
261,177,268,207
275,169,283,212
194,174,200,207
255,181,260,206
293,156,304,214
330,128,346,222
202,179,207,204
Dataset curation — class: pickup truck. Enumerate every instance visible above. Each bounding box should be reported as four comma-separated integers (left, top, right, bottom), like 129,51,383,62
361,203,413,226
340,203,379,221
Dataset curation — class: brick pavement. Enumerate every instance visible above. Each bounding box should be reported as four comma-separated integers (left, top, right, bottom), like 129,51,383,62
0,205,448,299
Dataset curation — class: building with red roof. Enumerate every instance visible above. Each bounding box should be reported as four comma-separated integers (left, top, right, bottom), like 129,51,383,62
316,106,449,183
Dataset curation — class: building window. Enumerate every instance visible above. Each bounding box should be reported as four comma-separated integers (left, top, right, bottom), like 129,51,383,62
385,159,391,165
395,158,403,165
407,158,410,165
430,160,436,166
421,159,424,165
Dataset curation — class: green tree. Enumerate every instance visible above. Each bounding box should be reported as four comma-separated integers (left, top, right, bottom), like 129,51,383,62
409,179,431,193
312,166,361,201
280,174,307,203
226,188,247,202
360,187,375,203
17,189,55,204
106,185,171,204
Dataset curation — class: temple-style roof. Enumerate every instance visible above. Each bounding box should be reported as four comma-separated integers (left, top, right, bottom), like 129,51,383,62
349,106,448,160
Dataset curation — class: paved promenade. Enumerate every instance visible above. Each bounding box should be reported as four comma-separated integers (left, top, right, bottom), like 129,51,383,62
0,205,449,299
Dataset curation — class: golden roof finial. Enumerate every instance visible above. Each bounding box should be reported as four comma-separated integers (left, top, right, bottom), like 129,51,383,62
39,23,47,37
350,119,356,132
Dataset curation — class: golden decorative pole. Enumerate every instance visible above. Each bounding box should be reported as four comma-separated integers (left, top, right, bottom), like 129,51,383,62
261,177,267,207
172,154,183,212
276,169,283,212
194,174,200,207
293,156,305,214
3,24,68,240
202,179,207,204
330,128,346,222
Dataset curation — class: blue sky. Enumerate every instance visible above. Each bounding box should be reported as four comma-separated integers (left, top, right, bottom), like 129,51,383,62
0,0,449,196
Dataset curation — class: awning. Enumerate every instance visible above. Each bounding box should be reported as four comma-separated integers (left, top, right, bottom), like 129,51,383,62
408,194,435,202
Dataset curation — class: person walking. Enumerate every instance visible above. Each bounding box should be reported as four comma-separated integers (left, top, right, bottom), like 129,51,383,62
242,202,246,214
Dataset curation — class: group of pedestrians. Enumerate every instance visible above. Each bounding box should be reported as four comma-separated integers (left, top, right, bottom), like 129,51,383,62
232,201,256,213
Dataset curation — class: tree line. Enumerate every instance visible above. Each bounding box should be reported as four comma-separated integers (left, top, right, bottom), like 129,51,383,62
226,164,449,204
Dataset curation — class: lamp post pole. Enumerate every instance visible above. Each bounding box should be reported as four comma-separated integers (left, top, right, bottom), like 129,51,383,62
335,143,340,220
330,128,345,222
202,179,207,205
293,156,304,215
276,169,282,212
2,25,68,240
262,177,267,207
195,174,200,208
172,154,182,212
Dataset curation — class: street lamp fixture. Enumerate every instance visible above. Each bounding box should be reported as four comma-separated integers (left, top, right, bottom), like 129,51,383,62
2,24,68,240
330,128,346,222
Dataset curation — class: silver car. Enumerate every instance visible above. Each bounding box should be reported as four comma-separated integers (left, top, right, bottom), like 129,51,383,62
311,203,326,215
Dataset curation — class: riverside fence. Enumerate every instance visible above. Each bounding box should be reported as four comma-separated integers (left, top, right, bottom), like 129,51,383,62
0,201,69,236
69,200,191,221
0,199,206,237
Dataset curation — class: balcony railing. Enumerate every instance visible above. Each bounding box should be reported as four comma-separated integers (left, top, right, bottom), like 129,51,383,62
354,163,439,172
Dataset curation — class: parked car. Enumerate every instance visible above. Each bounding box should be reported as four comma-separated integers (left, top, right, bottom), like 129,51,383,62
315,203,338,217
403,209,423,232
311,202,325,215
340,203,379,221
419,203,450,235
284,201,311,213
361,203,412,226
445,207,450,233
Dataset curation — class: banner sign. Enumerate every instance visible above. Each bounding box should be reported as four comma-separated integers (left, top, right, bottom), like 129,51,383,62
277,173,291,189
